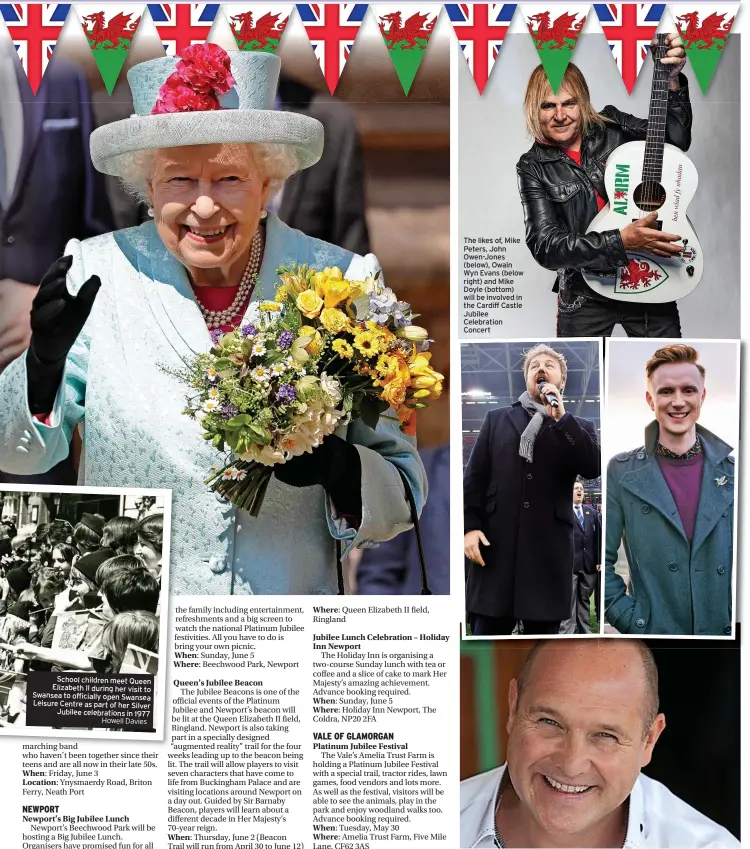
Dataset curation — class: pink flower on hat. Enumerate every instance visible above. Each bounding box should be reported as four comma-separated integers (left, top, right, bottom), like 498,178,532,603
153,76,219,114
152,43,236,115
178,43,235,94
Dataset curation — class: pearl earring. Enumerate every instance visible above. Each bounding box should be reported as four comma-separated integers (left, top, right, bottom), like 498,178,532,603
259,209,268,220
147,207,154,218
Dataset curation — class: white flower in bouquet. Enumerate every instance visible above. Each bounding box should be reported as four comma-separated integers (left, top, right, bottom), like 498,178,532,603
320,372,343,404
241,444,287,467
250,366,271,384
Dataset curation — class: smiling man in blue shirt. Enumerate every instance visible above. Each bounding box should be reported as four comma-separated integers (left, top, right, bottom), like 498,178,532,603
460,639,737,848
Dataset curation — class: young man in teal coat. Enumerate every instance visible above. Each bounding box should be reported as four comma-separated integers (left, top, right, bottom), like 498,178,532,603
605,345,734,636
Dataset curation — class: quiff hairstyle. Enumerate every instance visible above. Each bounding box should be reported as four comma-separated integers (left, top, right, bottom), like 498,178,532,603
523,343,567,392
646,344,706,382
516,639,660,735
524,63,609,141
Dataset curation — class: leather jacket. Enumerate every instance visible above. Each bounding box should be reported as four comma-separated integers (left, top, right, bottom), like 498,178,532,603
516,75,692,292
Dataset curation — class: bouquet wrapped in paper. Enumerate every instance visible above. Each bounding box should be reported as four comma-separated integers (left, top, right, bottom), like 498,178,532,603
174,264,443,515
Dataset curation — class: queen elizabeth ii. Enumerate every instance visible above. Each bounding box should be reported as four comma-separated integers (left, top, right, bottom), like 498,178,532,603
0,45,427,595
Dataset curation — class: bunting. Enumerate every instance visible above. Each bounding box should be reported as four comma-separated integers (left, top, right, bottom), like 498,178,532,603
374,4,441,94
0,2,741,99
522,4,588,92
296,2,368,94
146,3,218,55
445,3,516,94
226,4,292,52
0,3,69,93
74,3,143,92
594,4,664,92
672,3,737,93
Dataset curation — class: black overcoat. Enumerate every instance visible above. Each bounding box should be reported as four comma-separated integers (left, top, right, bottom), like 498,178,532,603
464,403,600,620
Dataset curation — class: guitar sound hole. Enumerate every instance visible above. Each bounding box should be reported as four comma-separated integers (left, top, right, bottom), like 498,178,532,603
633,181,666,212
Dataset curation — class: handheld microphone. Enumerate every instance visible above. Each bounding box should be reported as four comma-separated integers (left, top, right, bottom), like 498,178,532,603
537,377,559,409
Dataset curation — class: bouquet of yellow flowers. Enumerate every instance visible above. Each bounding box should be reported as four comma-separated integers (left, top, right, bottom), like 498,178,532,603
175,264,443,515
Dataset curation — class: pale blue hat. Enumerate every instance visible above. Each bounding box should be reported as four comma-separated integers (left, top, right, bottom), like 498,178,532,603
90,49,324,177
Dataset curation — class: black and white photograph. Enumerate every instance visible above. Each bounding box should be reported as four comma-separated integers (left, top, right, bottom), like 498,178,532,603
0,485,170,737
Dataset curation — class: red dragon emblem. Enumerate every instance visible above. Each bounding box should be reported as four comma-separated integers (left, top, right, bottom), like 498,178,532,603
527,11,585,49
81,11,140,49
614,190,627,200
618,258,662,290
378,11,435,48
675,11,734,50
229,11,287,51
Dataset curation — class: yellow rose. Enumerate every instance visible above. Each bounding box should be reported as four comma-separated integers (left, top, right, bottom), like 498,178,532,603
332,339,354,359
381,376,407,407
296,289,324,319
320,308,349,334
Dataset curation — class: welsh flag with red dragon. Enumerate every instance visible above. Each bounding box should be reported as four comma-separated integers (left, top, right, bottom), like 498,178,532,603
522,4,588,92
673,4,737,94
75,4,143,93
374,4,441,94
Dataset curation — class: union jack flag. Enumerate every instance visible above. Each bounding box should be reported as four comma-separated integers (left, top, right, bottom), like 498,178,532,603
147,3,219,56
445,3,516,94
0,3,70,94
296,3,368,94
120,644,159,676
593,4,665,93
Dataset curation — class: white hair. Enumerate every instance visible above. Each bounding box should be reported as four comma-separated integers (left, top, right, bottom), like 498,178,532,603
117,142,300,206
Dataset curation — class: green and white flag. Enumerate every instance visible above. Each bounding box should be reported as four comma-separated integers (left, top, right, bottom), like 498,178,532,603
522,5,588,93
672,4,737,93
75,4,143,93
374,4,441,94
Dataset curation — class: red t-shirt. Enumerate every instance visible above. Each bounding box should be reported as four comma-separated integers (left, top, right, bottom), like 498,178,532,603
564,148,606,211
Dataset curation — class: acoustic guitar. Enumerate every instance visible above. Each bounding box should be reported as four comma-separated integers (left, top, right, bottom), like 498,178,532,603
583,34,702,302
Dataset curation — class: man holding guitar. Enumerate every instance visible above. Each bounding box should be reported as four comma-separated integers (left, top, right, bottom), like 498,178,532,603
517,34,690,337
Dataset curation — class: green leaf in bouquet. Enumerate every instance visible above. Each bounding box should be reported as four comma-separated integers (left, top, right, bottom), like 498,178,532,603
248,424,272,445
359,396,388,430
226,414,254,428
266,350,287,365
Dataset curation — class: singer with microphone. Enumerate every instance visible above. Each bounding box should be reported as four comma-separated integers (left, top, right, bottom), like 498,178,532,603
463,344,600,636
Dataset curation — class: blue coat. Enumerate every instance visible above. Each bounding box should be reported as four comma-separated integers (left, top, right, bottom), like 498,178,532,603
605,421,734,636
356,444,449,595
0,214,427,595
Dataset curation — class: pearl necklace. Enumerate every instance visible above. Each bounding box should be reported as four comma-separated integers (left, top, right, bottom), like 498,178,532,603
196,229,263,330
